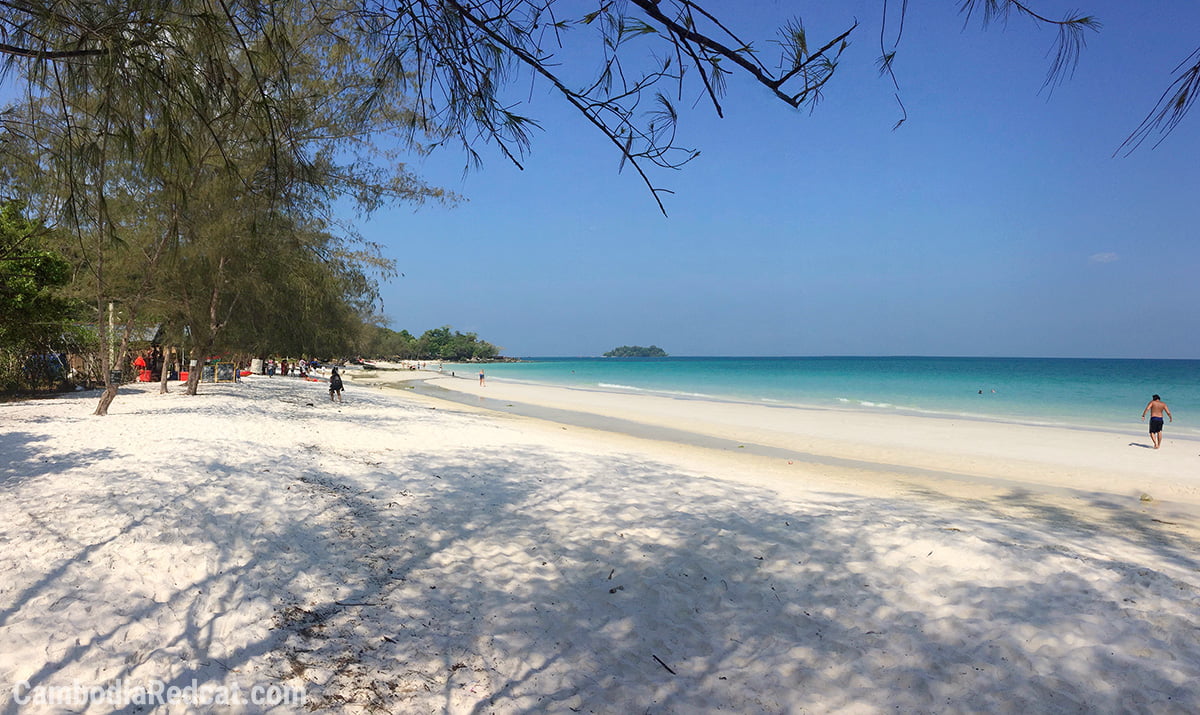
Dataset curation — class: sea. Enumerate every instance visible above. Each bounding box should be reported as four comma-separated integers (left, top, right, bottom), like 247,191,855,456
451,356,1200,439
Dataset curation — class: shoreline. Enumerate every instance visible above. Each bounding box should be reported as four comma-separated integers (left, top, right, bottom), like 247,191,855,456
436,357,1200,439
353,364,1200,516
426,368,1200,441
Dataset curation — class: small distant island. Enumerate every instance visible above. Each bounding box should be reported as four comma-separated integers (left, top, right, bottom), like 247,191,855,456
603,345,669,358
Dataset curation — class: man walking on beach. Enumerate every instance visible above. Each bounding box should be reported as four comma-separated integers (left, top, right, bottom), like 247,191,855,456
1141,394,1172,449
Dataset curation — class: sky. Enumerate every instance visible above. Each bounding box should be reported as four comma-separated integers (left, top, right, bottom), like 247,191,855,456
6,2,1184,360
351,0,1200,359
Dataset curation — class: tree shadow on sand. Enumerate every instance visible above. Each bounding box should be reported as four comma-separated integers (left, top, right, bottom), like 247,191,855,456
223,442,1197,713
0,430,116,490
3,387,1199,713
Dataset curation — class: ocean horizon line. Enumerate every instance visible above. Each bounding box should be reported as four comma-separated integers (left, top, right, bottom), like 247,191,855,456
505,354,1200,362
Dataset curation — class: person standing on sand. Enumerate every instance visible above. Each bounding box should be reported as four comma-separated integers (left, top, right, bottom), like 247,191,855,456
329,367,344,403
478,369,486,387
1141,394,1172,449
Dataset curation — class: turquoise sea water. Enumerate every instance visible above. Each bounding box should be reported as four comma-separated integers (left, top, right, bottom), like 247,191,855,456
454,357,1200,438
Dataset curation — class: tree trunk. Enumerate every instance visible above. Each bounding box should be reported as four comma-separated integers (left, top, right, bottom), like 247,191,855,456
93,298,112,415
183,256,229,397
94,383,118,416
184,341,216,396
94,307,134,416
159,346,172,394
93,319,138,412
185,349,202,396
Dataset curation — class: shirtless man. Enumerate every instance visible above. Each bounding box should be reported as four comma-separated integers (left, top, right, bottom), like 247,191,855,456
1141,394,1172,449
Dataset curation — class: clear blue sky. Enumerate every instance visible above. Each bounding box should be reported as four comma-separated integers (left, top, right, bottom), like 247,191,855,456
362,2,1200,358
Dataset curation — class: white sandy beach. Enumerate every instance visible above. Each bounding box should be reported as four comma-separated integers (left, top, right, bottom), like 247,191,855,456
1,369,1199,713
415,368,1200,512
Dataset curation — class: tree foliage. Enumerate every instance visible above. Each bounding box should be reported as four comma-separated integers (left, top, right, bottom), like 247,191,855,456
0,202,71,331
0,1,1135,219
0,0,448,411
0,201,90,391
603,345,668,358
363,325,500,361
0,0,1190,404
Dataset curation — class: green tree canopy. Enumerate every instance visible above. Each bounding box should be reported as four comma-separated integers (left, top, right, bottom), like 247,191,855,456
0,0,449,410
362,325,500,361
0,201,90,390
0,1,1136,218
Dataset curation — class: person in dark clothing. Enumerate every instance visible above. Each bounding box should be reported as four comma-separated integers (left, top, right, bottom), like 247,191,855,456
1141,394,1172,449
329,367,344,402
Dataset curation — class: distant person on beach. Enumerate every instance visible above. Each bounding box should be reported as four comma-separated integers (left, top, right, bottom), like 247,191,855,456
478,369,486,387
329,367,344,403
1141,394,1172,449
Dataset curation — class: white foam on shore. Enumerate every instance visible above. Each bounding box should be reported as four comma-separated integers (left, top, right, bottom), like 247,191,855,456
596,382,714,399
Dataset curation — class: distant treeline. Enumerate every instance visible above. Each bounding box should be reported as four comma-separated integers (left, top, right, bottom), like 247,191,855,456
603,345,668,358
362,325,500,361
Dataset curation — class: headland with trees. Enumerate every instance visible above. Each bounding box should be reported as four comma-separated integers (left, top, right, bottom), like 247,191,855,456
603,346,669,358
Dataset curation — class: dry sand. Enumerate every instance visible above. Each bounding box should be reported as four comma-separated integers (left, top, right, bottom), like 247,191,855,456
1,368,1198,713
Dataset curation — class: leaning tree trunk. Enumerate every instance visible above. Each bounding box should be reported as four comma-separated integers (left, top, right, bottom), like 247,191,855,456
94,312,115,415
95,335,136,415
90,202,178,415
94,383,119,415
94,312,134,416
93,295,114,415
95,340,131,415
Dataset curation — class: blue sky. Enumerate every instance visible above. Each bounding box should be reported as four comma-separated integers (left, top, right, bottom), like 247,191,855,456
369,2,1198,358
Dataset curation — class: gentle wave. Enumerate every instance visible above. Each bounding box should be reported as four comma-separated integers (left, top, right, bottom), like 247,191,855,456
597,383,714,399
839,397,896,409
457,356,1200,435
827,396,1151,433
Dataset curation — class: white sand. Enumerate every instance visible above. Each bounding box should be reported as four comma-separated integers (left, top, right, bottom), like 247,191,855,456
424,369,1200,510
1,371,1199,713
